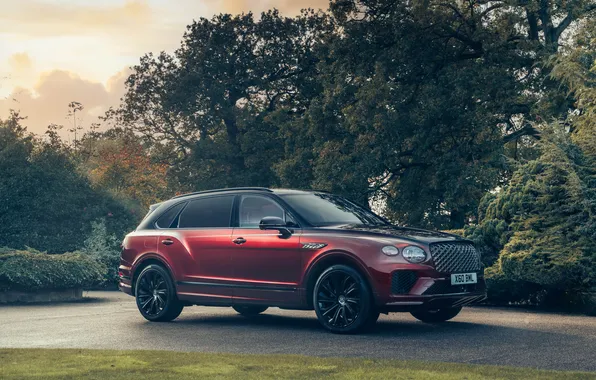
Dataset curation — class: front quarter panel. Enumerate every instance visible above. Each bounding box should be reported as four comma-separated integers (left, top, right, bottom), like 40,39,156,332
298,229,435,302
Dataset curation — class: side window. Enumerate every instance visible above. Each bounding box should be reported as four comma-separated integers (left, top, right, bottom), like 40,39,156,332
239,196,285,228
155,202,187,228
178,196,234,228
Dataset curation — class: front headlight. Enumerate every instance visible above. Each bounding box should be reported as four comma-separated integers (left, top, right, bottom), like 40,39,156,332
402,246,427,263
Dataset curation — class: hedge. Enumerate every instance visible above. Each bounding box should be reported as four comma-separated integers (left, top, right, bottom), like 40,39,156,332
0,248,106,292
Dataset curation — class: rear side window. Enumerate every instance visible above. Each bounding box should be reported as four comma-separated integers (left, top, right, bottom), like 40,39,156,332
155,202,187,228
178,196,234,228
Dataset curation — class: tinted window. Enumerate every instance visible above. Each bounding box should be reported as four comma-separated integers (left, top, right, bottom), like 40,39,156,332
280,193,387,227
178,196,234,228
155,202,186,228
239,196,285,228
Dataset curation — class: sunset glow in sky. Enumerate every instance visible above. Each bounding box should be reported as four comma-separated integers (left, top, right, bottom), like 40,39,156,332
0,0,328,136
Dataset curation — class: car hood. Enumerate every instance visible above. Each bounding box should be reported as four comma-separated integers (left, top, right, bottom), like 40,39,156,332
321,224,466,244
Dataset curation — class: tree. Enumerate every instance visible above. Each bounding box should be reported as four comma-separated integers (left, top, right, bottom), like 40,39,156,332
67,101,84,146
470,128,595,306
78,128,169,209
468,19,596,306
275,0,595,228
0,114,138,253
118,10,333,192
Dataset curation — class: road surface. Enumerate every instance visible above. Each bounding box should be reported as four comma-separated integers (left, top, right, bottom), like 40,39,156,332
1,291,595,371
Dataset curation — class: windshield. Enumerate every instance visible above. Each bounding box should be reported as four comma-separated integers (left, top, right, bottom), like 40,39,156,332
280,193,389,227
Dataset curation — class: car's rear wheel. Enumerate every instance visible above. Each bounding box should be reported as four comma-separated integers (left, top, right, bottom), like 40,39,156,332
135,264,184,322
410,306,462,323
313,264,377,334
233,305,268,316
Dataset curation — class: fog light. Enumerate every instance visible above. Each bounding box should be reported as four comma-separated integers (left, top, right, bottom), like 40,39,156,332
382,246,399,256
402,246,427,263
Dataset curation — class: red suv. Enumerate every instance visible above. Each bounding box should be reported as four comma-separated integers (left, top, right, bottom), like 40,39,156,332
119,187,486,333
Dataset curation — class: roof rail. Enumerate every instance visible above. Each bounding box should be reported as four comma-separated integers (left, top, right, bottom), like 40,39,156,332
172,187,272,199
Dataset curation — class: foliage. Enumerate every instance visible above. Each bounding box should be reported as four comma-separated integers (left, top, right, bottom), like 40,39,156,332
473,128,595,306
81,219,121,287
118,10,333,193
117,1,596,230
471,19,596,307
0,114,138,253
78,128,169,209
280,0,596,228
0,248,105,291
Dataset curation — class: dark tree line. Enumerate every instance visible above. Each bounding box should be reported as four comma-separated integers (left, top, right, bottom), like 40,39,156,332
114,0,596,230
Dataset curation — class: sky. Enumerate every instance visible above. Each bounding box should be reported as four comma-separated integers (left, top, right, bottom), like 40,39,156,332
0,0,329,137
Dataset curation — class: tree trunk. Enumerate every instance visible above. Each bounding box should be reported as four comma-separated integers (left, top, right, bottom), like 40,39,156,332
449,209,465,229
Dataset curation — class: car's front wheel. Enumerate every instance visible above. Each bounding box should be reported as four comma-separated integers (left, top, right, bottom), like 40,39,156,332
313,265,377,334
410,306,462,323
135,264,184,322
233,305,268,316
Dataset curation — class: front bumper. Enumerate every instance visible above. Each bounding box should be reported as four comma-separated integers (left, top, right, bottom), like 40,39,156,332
375,267,487,312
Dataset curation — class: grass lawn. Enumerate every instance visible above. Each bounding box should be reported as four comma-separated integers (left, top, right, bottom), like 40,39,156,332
0,349,594,379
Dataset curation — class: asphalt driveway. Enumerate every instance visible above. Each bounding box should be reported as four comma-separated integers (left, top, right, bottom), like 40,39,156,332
1,291,595,372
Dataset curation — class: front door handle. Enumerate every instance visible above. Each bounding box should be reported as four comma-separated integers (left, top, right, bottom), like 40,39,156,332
161,239,174,246
233,237,246,245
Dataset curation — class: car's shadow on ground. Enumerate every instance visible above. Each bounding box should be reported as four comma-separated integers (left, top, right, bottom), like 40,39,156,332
164,310,591,350
0,296,112,308
171,311,506,337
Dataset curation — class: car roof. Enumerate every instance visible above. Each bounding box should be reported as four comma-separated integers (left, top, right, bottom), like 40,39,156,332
169,187,320,200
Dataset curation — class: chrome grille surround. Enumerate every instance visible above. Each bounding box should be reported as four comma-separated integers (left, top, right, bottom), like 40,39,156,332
429,242,481,274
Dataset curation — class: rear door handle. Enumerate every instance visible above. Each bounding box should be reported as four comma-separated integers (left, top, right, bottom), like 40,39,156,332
161,239,174,246
233,237,246,245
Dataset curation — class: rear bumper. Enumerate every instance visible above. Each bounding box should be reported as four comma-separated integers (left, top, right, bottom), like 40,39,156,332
117,264,134,296
118,280,133,296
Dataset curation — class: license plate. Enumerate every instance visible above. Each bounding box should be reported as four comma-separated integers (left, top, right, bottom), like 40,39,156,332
451,273,477,285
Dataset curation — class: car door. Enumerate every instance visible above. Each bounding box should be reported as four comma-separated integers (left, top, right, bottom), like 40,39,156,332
231,194,303,304
158,195,236,302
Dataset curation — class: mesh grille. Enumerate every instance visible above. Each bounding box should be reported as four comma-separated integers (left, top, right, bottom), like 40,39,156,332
429,242,481,273
391,271,418,294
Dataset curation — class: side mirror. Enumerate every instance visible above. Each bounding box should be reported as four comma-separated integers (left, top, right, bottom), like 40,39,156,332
259,216,292,238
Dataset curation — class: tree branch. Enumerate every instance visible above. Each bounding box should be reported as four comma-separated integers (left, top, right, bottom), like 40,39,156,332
503,124,541,143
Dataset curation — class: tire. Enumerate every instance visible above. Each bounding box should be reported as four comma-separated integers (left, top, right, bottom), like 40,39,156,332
410,306,462,323
313,264,377,334
233,305,268,317
135,264,184,322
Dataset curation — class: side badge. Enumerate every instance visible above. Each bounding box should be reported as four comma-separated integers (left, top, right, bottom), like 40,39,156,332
301,243,328,250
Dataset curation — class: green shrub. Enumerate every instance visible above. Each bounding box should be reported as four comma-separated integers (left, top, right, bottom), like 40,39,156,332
81,219,121,287
471,128,596,308
0,118,139,254
0,248,106,292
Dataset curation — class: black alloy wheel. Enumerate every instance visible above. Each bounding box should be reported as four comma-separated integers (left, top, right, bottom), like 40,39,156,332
233,305,268,317
313,265,377,333
135,264,184,322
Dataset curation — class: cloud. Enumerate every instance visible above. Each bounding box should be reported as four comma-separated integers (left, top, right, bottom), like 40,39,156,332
0,0,332,136
8,53,33,71
0,1,152,37
0,69,129,137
